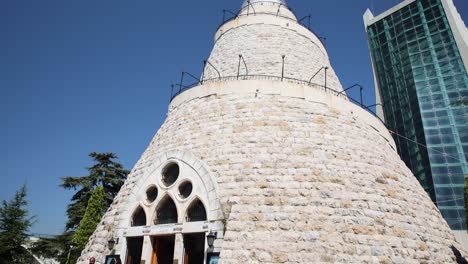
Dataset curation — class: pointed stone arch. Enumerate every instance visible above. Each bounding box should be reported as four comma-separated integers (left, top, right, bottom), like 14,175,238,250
185,197,207,222
154,195,178,225
131,205,147,227
119,150,223,229
114,150,224,258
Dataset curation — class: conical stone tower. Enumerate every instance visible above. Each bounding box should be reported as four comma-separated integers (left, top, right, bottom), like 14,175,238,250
79,1,467,263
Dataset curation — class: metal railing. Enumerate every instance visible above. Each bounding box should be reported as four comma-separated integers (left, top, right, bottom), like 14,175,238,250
219,4,326,46
168,73,383,124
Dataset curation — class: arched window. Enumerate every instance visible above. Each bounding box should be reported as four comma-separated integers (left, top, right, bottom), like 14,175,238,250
186,199,207,222
162,162,179,187
155,196,178,225
131,206,147,227
124,155,224,264
146,186,158,203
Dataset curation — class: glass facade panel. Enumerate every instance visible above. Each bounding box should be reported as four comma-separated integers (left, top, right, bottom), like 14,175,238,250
367,0,468,230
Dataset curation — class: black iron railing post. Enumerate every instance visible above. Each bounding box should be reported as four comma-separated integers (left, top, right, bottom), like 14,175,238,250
245,0,256,16
276,4,282,16
170,84,174,100
366,103,383,115
366,103,383,108
241,55,248,77
299,15,311,30
201,61,206,85
179,72,185,93
308,66,326,85
324,66,328,91
281,55,285,81
222,9,238,23
360,86,363,106
204,60,221,80
183,72,200,84
338,84,360,94
237,55,242,80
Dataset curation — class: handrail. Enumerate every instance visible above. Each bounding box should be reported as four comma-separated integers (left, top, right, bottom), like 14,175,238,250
237,55,249,79
216,11,324,48
182,72,200,83
168,74,384,124
366,103,384,108
239,1,293,13
171,74,341,99
308,66,328,85
203,60,221,80
298,15,311,30
338,84,364,106
281,55,286,81
222,9,238,23
276,3,283,16
245,0,256,16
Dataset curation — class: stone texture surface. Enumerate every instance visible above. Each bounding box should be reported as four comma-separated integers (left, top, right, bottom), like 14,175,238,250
79,80,467,263
203,4,343,92
78,2,467,263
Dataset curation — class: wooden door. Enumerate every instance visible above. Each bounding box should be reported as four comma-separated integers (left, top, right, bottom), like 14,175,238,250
151,238,158,264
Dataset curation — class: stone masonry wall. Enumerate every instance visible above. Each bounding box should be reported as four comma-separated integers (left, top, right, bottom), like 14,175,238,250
79,81,466,264
203,22,343,92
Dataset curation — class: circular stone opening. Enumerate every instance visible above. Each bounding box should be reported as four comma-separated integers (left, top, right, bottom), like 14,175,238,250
146,186,158,203
178,181,193,199
162,162,180,187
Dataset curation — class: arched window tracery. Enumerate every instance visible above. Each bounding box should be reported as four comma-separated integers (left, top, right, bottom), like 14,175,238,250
185,199,207,222
124,156,223,264
154,196,178,225
131,206,147,227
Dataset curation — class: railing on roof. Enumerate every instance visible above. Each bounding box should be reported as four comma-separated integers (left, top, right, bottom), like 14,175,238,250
219,2,326,46
169,73,383,124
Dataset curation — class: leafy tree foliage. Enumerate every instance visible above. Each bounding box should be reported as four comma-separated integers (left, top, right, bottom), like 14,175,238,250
31,153,129,264
61,152,129,231
0,185,35,264
72,186,104,250
30,232,73,263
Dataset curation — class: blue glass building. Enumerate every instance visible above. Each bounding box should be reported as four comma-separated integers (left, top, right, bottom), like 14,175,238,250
364,0,468,232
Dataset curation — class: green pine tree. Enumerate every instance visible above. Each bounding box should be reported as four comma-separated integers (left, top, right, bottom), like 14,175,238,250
0,185,35,264
72,186,104,251
30,234,64,261
61,152,129,231
32,153,128,264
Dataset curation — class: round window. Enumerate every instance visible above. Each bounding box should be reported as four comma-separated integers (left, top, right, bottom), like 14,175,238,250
146,186,158,203
178,181,193,199
162,162,179,187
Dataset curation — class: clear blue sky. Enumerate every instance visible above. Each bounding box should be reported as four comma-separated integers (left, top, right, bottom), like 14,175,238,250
1,0,467,235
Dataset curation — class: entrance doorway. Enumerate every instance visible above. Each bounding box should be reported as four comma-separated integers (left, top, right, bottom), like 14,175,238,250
126,237,143,264
183,233,205,264
151,235,175,264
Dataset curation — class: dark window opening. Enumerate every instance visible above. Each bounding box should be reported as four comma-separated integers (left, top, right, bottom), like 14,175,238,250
183,233,206,264
126,237,143,264
151,235,175,264
146,186,158,203
155,197,178,225
186,199,207,222
162,162,180,186
131,206,146,227
179,181,193,199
